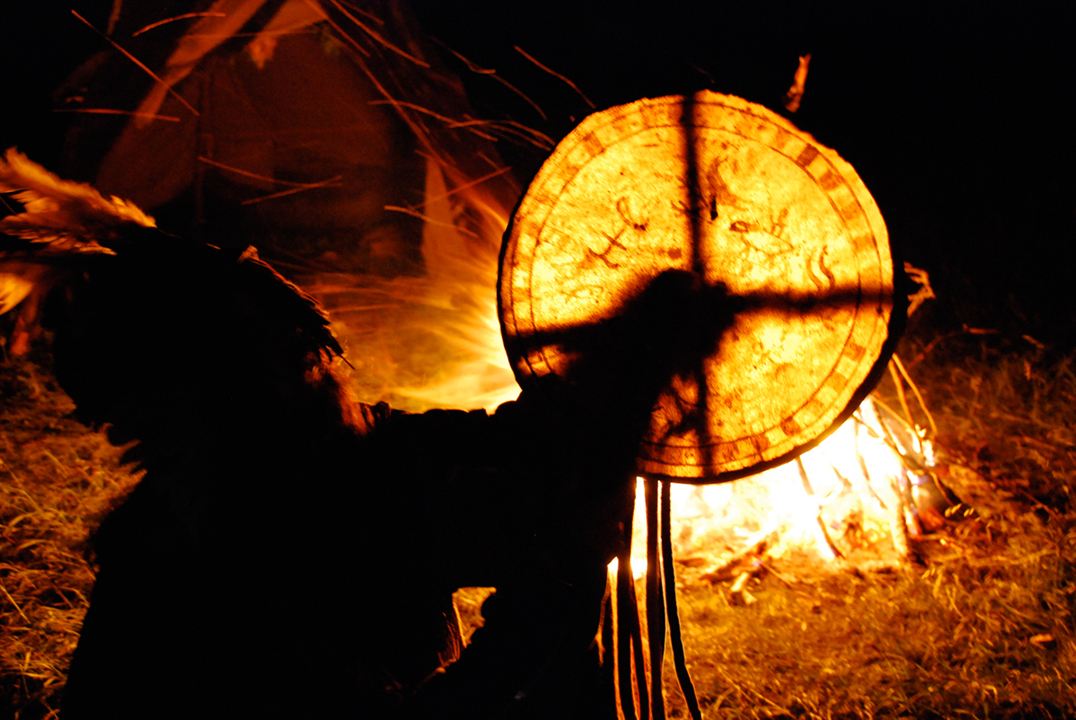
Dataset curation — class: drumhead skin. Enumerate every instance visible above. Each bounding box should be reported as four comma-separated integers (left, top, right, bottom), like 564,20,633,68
499,91,901,482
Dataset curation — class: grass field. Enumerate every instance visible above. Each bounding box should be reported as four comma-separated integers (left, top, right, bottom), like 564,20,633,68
1,332,1073,719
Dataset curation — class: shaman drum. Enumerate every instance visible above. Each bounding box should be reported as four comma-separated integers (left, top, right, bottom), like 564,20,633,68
498,91,902,482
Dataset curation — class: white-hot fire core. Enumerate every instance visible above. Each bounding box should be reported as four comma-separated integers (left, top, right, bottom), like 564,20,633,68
625,397,935,578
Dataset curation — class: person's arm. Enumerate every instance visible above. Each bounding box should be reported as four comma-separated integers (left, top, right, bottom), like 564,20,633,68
372,382,632,719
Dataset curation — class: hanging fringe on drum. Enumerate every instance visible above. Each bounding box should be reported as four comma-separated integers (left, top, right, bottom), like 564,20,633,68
609,478,702,720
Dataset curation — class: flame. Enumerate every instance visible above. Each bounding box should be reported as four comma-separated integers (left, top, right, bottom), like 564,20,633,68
305,158,520,412
625,397,935,579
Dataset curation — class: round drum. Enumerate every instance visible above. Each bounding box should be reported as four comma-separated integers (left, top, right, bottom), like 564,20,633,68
499,91,901,482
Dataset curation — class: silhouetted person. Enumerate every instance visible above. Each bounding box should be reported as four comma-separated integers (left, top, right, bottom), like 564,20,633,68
3,149,735,717
45,220,731,718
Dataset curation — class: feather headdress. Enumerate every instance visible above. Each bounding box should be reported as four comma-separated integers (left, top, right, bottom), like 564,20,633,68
0,148,155,249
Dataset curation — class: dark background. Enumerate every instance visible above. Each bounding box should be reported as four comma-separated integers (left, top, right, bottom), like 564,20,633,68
3,1,1073,346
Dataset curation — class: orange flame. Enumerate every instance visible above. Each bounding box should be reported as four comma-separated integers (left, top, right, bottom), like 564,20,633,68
306,158,519,412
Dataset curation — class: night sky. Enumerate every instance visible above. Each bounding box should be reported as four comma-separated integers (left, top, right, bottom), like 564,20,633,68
3,1,1073,346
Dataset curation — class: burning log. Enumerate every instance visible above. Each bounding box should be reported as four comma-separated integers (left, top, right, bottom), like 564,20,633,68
728,570,759,606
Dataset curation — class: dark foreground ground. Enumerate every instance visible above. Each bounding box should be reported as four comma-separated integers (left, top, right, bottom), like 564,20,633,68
1,330,1073,719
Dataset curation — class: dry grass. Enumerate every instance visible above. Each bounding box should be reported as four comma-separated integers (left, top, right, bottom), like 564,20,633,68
0,352,136,719
664,478,1074,719
0,335,1073,719
658,334,1076,719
